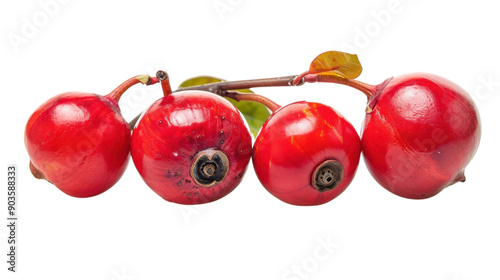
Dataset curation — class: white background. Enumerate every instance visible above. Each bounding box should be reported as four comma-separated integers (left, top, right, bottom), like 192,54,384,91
1,0,499,279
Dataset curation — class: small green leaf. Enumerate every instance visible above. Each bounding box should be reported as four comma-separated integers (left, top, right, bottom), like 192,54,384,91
226,98,270,137
309,51,362,79
178,76,270,137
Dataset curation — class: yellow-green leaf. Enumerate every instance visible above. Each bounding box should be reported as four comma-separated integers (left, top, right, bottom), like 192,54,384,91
177,76,270,137
309,51,362,79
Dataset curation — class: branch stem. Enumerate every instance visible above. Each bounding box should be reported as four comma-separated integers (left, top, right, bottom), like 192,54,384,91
176,75,301,93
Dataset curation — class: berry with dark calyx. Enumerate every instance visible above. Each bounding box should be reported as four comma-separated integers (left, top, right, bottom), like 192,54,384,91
252,100,361,206
25,74,157,198
131,71,252,205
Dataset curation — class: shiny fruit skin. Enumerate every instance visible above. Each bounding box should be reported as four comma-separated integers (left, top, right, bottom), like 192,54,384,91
131,91,252,205
361,73,481,199
253,101,361,206
24,92,131,198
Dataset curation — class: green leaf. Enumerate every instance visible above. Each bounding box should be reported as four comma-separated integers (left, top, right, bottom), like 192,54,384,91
178,76,224,88
309,51,362,79
178,76,270,137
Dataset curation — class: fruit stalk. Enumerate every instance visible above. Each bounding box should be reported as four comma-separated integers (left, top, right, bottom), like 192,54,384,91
156,70,172,96
225,91,281,112
106,75,158,102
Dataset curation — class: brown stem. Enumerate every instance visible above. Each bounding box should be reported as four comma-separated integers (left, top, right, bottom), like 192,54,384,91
156,70,172,96
175,75,302,94
225,91,281,113
106,75,158,102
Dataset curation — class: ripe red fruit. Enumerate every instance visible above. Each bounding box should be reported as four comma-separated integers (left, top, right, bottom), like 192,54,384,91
25,75,154,198
131,90,252,205
253,101,361,206
361,73,481,199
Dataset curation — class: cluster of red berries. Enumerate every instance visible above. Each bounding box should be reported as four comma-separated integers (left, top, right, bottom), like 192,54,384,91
25,51,481,205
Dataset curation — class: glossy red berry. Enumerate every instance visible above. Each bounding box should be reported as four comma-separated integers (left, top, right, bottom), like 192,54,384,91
25,75,153,198
361,73,481,199
253,101,361,206
131,90,252,204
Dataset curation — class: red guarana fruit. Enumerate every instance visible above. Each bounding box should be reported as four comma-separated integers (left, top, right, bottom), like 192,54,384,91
360,73,481,199
131,72,252,204
252,101,361,206
25,75,156,198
